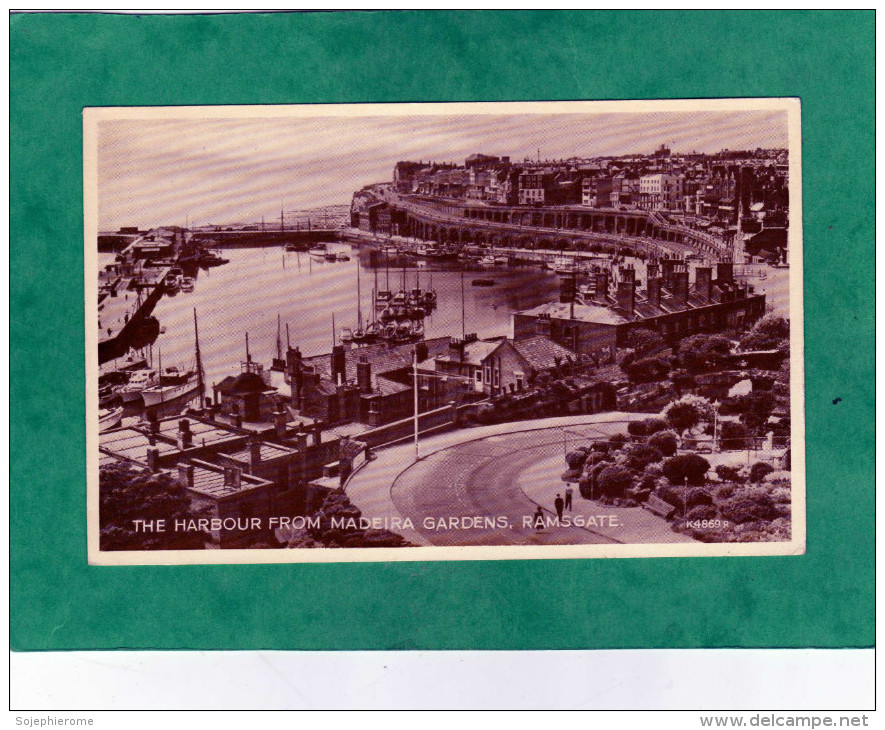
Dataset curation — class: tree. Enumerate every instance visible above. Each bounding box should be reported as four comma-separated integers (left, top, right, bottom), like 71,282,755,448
677,334,734,372
622,443,664,472
596,465,634,499
662,454,711,486
648,429,679,457
749,461,775,483
642,418,669,435
627,420,648,438
99,462,204,551
739,315,790,352
623,356,671,383
738,391,777,433
665,400,700,436
719,421,749,450
624,327,664,355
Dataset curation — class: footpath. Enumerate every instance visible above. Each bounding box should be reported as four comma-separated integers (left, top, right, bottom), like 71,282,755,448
344,412,650,546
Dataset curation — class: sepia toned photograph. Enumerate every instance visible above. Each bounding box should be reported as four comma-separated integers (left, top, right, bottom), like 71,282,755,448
85,99,805,564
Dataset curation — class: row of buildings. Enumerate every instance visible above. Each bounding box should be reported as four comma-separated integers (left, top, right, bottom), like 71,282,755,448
388,146,789,229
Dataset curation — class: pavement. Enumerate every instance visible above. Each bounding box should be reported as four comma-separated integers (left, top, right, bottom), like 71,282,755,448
344,412,694,547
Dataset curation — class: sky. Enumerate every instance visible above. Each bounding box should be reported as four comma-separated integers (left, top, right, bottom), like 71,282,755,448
96,108,788,231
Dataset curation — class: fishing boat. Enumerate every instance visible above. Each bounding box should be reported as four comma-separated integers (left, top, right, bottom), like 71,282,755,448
198,251,229,266
376,290,392,309
339,327,354,344
336,252,350,261
479,255,497,266
142,310,205,410
141,366,199,407
308,243,328,257
98,406,124,433
117,368,159,403
493,255,509,265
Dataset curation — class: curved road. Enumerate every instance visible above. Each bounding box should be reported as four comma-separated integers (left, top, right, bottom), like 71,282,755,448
390,425,629,547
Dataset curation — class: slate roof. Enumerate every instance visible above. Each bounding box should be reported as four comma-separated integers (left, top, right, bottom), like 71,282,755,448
512,336,576,371
302,337,451,383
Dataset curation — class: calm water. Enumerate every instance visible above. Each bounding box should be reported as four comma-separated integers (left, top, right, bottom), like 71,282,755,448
120,243,562,390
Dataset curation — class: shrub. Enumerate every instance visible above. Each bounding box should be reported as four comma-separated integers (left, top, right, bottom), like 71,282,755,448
685,488,714,509
655,484,685,508
665,400,701,435
590,441,610,453
624,327,664,355
720,493,778,524
715,465,744,483
770,486,791,504
565,450,589,470
624,356,670,383
582,451,611,471
678,334,734,372
643,462,663,478
596,465,634,500
627,420,647,437
686,505,718,522
622,443,664,472
763,470,791,484
715,484,737,500
719,421,749,450
608,433,630,449
648,429,679,456
662,454,710,486
643,418,669,435
749,462,775,483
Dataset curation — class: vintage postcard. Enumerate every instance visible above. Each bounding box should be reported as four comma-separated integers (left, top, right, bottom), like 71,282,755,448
85,98,804,564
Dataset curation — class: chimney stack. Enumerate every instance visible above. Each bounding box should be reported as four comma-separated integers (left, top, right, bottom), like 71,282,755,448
449,338,465,363
177,463,195,489
647,277,662,307
146,447,160,473
559,275,576,304
660,258,677,290
672,269,690,306
224,466,242,489
695,267,713,300
594,270,609,304
357,356,372,394
619,265,636,286
646,262,660,280
286,346,303,401
177,419,193,450
273,410,287,439
717,261,734,283
249,438,262,468
415,341,429,363
616,281,635,316
330,345,347,386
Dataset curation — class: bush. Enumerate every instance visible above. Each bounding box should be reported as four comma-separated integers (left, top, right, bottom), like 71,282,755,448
643,418,668,435
719,421,749,450
662,454,710,486
665,400,701,435
643,462,663,478
715,484,737,500
648,429,679,456
720,493,778,523
685,488,714,509
590,441,610,453
565,450,589,470
715,465,744,483
622,443,664,472
686,505,718,522
596,465,634,500
624,356,670,383
627,420,647,437
608,433,629,449
655,484,685,508
749,462,775,483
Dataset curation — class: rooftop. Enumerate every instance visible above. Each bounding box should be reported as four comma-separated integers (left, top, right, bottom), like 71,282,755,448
187,460,272,499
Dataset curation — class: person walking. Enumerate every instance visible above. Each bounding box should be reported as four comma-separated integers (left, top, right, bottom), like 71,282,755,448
554,493,564,521
565,484,574,511
534,505,544,531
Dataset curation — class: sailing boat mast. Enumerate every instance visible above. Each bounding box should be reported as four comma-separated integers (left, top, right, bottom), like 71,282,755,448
276,314,283,362
356,264,363,332
193,308,205,410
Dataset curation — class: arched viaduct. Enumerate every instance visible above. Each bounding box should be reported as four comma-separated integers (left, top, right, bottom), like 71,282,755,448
391,196,726,258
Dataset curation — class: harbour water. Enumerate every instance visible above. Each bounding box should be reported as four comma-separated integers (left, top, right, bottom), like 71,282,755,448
104,242,563,396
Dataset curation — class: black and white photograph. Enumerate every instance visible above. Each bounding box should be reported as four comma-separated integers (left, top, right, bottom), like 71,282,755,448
85,99,805,563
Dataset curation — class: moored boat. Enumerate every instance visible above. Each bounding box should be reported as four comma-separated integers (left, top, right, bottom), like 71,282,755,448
99,406,124,433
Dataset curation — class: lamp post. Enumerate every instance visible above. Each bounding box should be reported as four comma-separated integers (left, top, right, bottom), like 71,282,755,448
712,399,720,453
413,350,420,462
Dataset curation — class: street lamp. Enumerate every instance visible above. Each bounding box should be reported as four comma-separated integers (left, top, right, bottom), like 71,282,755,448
712,399,720,453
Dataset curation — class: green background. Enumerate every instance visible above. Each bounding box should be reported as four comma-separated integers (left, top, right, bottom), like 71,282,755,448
10,11,874,650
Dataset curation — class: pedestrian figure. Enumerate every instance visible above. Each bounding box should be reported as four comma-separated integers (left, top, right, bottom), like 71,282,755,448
565,485,574,511
534,505,544,531
554,493,564,521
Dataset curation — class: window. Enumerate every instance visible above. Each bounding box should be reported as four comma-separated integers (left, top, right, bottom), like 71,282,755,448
475,370,482,383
